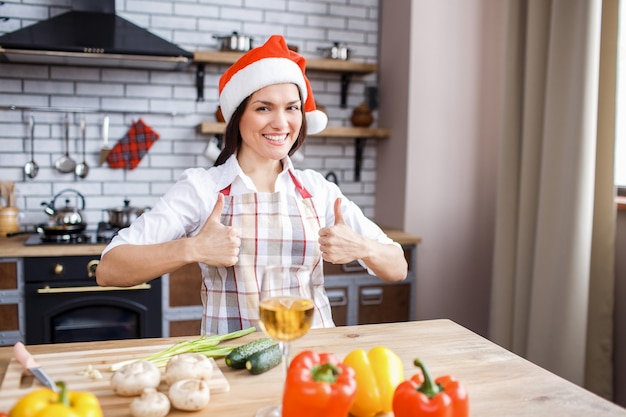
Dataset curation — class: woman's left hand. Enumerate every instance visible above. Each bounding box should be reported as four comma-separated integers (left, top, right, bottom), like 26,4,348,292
318,198,366,264
319,198,408,282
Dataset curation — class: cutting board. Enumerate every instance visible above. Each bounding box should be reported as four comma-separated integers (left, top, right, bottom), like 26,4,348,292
0,343,229,416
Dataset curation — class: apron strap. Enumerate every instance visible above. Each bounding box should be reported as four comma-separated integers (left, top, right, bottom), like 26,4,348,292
288,170,313,199
219,170,312,199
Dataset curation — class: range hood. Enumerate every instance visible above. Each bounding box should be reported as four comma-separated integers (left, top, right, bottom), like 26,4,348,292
0,0,193,70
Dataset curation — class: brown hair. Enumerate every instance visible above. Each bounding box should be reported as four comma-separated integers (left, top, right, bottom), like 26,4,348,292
214,88,308,166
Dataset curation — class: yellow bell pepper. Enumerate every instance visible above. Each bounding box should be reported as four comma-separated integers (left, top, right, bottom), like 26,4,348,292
10,382,103,417
343,346,404,417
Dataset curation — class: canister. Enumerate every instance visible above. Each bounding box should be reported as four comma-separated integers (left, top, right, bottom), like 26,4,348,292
0,207,20,237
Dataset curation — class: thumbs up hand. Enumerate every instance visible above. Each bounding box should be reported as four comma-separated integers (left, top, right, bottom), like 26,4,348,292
332,196,346,226
193,193,241,266
318,198,365,264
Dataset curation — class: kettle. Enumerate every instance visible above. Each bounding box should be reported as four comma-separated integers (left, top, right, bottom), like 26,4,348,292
41,189,86,227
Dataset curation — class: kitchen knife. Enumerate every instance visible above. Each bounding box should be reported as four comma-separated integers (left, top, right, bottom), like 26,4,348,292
13,341,59,392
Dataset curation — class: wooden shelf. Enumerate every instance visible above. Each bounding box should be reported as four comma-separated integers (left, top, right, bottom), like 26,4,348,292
193,51,377,74
192,51,377,105
197,122,391,139
197,122,390,182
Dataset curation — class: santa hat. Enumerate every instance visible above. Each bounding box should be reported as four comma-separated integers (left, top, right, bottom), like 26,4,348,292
218,35,328,135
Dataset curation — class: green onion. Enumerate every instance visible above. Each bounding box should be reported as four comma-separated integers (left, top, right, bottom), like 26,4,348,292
109,327,257,371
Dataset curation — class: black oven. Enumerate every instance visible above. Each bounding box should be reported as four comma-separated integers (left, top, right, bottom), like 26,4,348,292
24,255,162,344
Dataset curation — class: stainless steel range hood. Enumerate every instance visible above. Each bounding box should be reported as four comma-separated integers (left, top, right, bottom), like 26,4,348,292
0,0,193,70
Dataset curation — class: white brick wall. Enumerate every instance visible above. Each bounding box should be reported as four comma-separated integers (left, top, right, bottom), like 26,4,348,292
0,0,381,229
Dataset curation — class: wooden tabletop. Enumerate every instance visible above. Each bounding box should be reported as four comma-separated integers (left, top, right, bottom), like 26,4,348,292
0,319,623,416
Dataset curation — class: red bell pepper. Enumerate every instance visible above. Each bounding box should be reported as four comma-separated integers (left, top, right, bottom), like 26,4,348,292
393,358,469,417
282,350,357,417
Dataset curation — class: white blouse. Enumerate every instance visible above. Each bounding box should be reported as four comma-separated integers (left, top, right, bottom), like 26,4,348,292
102,154,399,270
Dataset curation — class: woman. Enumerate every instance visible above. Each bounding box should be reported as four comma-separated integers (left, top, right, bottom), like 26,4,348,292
96,35,408,335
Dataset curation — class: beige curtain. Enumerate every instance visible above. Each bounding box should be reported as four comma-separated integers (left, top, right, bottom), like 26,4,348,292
489,0,617,399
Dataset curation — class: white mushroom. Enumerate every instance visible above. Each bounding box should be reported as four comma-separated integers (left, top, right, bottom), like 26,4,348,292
111,360,161,397
164,353,214,385
168,379,211,411
129,388,170,417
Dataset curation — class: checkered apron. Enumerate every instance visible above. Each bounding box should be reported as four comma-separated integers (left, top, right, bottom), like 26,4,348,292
199,170,334,335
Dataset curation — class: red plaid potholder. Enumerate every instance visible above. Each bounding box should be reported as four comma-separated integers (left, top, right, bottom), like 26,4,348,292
107,119,160,170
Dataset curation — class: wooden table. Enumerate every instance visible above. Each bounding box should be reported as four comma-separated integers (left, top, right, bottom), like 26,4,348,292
1,319,624,416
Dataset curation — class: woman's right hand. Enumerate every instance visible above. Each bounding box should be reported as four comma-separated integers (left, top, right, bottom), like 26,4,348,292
192,193,241,266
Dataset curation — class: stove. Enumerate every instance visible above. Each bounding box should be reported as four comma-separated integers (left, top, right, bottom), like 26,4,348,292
22,220,161,344
23,254,162,344
25,232,95,245
24,222,122,245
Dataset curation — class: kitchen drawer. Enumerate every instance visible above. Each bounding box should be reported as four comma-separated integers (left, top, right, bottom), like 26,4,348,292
169,319,202,337
169,263,202,307
0,262,17,290
358,283,411,324
327,286,348,326
23,255,100,283
0,304,18,331
0,258,24,346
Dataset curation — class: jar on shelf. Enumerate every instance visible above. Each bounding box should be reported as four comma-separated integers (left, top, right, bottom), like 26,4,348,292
350,103,374,127
0,207,19,237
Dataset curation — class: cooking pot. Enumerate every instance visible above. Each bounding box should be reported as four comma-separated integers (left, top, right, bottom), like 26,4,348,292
213,31,253,52
317,42,352,60
105,199,150,228
41,189,86,232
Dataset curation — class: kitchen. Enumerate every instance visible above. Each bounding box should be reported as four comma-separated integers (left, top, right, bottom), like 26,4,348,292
1,0,626,414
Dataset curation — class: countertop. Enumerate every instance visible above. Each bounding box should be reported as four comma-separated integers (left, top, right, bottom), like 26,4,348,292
0,229,421,258
1,319,624,416
0,234,107,257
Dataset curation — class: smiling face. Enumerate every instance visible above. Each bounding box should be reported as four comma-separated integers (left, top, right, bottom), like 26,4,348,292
237,83,303,168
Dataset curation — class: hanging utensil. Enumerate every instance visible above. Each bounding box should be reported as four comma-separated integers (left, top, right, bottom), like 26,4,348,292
99,115,111,166
325,171,339,185
75,116,89,178
23,115,39,179
55,114,76,173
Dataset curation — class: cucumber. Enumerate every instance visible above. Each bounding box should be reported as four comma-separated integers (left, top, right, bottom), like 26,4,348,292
225,337,277,369
245,344,282,375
